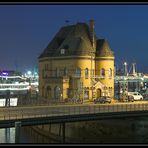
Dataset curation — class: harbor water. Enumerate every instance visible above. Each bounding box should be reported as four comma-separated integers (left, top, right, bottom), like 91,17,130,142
1,117,148,144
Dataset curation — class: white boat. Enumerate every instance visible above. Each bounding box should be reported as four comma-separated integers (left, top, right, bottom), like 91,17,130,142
0,74,38,97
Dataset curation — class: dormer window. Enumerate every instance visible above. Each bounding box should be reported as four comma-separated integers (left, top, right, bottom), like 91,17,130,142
61,49,65,55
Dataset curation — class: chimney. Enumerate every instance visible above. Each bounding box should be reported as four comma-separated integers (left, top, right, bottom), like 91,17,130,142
89,19,95,48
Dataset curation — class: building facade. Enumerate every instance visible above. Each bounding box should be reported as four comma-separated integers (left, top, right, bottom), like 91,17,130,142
38,20,115,102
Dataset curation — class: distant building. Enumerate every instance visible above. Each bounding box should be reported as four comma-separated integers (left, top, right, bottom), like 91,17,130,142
0,70,22,76
38,19,115,102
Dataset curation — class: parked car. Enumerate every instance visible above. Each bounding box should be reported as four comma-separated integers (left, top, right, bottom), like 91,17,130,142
128,92,143,101
94,96,112,104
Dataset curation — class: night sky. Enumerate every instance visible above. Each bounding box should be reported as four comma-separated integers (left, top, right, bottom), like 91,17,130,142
0,4,148,74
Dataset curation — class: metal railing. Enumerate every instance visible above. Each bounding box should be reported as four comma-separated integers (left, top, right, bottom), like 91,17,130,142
1,103,148,121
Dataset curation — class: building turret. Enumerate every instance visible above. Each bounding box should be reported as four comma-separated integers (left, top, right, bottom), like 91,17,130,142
95,39,115,97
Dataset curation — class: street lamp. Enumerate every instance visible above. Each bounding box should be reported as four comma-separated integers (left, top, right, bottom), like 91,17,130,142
27,71,32,75
26,71,32,99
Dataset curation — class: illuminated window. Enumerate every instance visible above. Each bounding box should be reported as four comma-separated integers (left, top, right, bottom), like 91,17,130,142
54,86,61,99
76,67,81,77
61,49,65,54
108,68,112,78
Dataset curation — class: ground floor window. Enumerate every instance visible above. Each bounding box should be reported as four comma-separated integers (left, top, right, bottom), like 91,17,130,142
84,90,89,100
46,86,51,98
54,86,61,99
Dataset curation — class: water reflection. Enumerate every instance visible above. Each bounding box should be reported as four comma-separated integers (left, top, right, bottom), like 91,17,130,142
1,117,148,144
0,128,15,143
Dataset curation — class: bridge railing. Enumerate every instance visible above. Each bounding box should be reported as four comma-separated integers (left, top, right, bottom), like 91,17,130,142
1,103,148,121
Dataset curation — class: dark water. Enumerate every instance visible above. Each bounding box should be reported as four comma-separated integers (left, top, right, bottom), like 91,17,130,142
1,117,148,144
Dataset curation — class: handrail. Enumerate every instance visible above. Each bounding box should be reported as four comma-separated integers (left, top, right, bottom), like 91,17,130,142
0,103,148,122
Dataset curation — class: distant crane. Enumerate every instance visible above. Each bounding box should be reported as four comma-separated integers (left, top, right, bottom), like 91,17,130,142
128,62,137,76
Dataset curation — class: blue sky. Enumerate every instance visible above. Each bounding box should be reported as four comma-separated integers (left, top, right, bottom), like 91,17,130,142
0,4,148,73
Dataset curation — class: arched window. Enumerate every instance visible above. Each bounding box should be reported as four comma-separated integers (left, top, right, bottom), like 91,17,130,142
101,68,105,77
76,67,81,77
46,86,51,98
85,68,89,79
54,86,61,99
64,67,68,76
108,68,112,78
42,86,44,97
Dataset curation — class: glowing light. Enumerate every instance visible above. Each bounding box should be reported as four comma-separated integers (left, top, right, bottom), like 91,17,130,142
27,71,32,75
1,72,8,76
123,62,127,65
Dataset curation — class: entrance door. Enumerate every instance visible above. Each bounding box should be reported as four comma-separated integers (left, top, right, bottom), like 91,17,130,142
97,89,101,97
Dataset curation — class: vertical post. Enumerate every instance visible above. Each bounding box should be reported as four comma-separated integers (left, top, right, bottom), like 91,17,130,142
91,53,93,100
62,122,65,143
81,81,84,104
15,121,21,143
5,90,10,107
117,81,120,100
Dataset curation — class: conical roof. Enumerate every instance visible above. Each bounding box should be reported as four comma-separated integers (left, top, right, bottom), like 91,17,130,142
96,39,114,57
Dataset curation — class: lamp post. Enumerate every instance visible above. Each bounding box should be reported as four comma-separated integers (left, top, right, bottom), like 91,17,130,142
27,71,32,100
60,93,63,102
27,70,32,86
90,51,95,101
5,89,10,107
120,77,128,102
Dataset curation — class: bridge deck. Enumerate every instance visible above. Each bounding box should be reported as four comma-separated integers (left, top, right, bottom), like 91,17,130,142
0,102,148,128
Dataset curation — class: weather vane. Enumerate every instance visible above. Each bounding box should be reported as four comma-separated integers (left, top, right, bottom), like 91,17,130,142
65,20,70,25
